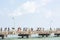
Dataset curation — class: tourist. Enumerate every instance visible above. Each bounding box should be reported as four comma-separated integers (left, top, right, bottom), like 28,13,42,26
17,27,21,33
31,28,33,31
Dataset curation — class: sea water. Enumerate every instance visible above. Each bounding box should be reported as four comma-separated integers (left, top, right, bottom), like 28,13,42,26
0,35,60,40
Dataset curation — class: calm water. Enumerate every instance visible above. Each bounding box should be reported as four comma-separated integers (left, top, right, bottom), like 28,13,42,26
0,37,60,40
0,35,60,40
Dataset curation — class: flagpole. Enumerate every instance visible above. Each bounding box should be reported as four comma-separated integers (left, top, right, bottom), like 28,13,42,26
50,20,53,30
12,17,15,28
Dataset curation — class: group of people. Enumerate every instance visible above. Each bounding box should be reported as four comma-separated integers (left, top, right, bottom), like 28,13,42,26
0,27,55,35
0,27,34,34
0,27,54,32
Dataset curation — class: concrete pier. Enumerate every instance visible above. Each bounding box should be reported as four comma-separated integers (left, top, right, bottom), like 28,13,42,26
0,27,60,39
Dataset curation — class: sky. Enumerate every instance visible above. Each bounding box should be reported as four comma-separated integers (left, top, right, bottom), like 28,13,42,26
0,0,60,29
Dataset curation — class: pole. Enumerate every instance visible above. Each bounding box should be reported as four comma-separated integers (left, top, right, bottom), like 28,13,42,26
12,17,15,34
12,17,15,27
50,20,53,31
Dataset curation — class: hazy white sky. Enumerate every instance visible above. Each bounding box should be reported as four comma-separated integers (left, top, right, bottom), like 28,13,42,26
0,0,60,29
